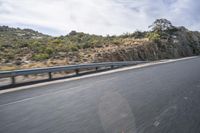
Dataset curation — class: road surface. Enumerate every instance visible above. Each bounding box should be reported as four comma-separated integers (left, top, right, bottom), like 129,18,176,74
0,57,200,133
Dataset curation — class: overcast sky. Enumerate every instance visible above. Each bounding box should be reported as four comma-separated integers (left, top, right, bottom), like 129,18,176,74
0,0,199,36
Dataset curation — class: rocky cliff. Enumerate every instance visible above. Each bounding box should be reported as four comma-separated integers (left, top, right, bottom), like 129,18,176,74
93,27,200,62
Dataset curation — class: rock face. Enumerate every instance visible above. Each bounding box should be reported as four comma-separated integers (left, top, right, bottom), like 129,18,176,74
94,28,200,62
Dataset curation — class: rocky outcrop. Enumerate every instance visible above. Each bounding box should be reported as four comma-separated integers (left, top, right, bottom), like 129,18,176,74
94,28,200,62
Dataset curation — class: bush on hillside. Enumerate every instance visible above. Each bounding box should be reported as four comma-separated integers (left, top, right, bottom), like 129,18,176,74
32,53,49,61
147,32,161,42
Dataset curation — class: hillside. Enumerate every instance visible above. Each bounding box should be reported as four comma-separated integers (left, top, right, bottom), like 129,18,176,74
0,19,200,70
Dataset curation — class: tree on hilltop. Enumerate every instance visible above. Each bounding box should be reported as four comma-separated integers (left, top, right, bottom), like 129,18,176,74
149,18,174,32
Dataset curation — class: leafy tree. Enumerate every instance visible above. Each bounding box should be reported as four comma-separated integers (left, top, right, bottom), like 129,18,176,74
149,19,174,32
69,30,77,36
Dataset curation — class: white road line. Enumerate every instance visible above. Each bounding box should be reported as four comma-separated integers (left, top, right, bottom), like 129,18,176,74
0,77,117,107
0,86,78,108
0,56,198,95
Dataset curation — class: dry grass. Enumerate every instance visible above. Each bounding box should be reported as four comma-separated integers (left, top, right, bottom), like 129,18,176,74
0,65,18,71
0,38,150,71
0,59,69,71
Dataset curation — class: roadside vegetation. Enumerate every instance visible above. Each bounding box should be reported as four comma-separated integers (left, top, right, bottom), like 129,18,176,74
0,19,200,70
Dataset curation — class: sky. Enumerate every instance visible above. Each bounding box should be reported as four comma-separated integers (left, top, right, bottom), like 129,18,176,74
0,0,199,36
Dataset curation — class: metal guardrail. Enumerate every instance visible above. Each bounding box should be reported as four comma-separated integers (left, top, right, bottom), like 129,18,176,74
0,61,148,85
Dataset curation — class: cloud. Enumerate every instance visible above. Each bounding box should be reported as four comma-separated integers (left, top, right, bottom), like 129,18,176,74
0,1,13,14
0,0,199,36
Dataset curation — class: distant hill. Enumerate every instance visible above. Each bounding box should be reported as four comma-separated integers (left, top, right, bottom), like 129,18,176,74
0,26,49,39
0,19,200,70
0,26,50,65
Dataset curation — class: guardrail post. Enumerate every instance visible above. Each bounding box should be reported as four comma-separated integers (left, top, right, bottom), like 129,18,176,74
11,76,15,85
48,72,52,80
75,69,79,75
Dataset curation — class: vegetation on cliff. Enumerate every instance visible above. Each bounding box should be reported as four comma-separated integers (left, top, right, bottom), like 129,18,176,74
0,19,200,70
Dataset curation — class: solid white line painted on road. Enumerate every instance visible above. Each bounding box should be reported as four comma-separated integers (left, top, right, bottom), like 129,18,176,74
0,56,199,95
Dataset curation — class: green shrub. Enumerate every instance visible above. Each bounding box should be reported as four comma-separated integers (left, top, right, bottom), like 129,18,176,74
82,43,91,49
32,53,49,61
52,39,62,44
147,32,161,41
29,41,43,52
45,47,54,55
67,43,79,51
71,45,79,51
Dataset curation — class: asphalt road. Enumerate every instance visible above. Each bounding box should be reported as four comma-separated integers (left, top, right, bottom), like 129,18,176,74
0,57,200,133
